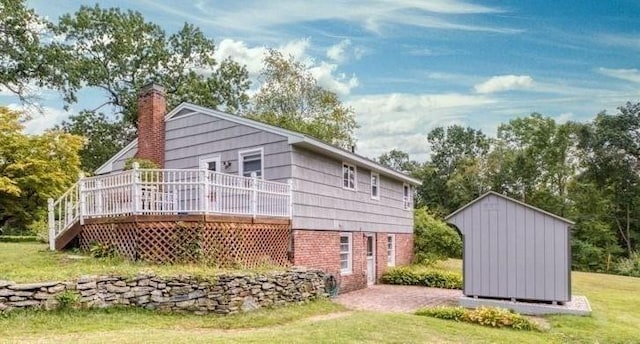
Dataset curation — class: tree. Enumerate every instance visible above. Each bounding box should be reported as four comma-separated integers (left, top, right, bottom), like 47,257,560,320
58,111,135,172
53,5,250,125
576,103,640,256
247,49,357,149
0,0,68,111
377,149,420,174
413,208,462,263
0,107,83,231
495,113,579,215
420,125,491,213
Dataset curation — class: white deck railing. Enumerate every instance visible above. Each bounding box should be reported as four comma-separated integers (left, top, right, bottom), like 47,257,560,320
48,163,293,249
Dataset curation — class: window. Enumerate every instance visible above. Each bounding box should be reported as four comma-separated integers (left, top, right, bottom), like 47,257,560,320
370,172,380,200
339,233,352,274
387,234,395,266
342,163,356,190
403,184,411,210
199,156,221,172
239,148,263,178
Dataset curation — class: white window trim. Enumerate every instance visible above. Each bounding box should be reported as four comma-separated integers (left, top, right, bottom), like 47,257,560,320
339,232,353,275
199,155,221,171
370,172,380,200
342,162,357,191
403,183,411,210
387,234,396,267
238,147,264,179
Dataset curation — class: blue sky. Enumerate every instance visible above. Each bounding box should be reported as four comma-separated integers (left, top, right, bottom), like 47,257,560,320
7,0,640,161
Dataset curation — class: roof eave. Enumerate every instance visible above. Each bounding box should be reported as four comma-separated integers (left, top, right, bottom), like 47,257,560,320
291,136,422,186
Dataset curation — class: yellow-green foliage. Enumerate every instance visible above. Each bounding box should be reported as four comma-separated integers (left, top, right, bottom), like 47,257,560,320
417,306,540,331
0,107,83,230
123,157,159,170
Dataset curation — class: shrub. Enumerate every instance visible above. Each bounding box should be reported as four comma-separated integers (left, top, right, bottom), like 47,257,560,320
416,306,540,331
56,290,80,309
381,267,462,289
416,306,466,321
0,235,39,243
89,241,119,259
414,208,462,263
614,252,640,277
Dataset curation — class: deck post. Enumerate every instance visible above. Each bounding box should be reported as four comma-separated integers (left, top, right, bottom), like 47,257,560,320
47,198,55,251
287,179,293,219
78,172,86,225
96,179,103,216
131,162,140,215
251,172,258,218
201,169,208,213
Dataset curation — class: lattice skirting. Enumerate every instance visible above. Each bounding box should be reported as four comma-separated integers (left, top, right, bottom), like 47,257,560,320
78,216,291,268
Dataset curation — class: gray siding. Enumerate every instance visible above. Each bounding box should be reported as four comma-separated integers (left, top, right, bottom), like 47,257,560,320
448,194,570,303
291,146,413,233
112,143,137,172
164,113,292,182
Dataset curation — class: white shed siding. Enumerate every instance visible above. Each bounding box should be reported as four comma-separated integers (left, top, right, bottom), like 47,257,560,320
291,146,412,233
164,113,292,182
448,193,570,303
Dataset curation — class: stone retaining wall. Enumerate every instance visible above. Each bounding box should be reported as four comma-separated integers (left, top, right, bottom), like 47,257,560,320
0,269,326,314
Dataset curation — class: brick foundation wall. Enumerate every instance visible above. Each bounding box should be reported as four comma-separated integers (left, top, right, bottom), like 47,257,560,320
292,230,413,293
395,233,414,266
375,232,388,283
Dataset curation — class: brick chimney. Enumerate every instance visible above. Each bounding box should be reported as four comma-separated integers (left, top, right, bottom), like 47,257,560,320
136,83,166,168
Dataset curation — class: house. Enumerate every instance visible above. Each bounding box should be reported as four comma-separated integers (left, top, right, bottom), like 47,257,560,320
446,191,573,304
48,83,420,293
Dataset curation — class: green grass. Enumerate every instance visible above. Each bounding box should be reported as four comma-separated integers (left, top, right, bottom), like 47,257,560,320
0,242,284,282
2,245,640,343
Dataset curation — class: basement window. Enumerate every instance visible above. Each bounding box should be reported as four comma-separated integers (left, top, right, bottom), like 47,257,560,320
387,234,396,267
340,233,353,274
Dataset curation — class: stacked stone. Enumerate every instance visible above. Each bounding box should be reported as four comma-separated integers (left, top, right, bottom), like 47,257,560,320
0,268,326,314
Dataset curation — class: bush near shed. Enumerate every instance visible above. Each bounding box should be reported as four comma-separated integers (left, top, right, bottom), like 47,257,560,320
416,306,540,331
413,208,462,264
381,266,462,289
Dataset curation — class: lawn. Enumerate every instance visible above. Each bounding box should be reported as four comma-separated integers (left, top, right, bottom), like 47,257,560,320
2,243,640,343
0,242,281,283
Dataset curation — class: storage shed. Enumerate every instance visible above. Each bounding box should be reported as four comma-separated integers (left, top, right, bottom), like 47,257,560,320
446,191,573,304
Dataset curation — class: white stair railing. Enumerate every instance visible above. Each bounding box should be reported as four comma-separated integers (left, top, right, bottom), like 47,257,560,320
47,181,81,250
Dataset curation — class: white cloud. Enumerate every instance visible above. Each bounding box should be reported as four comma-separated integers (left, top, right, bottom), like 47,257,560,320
214,38,359,96
597,34,640,50
9,104,71,134
474,75,534,94
309,62,359,96
327,39,351,63
348,92,495,160
597,67,640,84
145,0,516,37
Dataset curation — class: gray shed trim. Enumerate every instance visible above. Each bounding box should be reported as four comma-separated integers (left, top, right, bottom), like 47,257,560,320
95,102,421,186
445,191,574,225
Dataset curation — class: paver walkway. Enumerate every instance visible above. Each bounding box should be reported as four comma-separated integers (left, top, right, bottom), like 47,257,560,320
334,285,462,313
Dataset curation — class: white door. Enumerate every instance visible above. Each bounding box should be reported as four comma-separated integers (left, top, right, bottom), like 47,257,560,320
199,156,221,212
366,234,376,286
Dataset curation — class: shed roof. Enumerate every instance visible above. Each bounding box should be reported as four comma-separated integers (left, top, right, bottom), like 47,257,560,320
444,191,575,225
